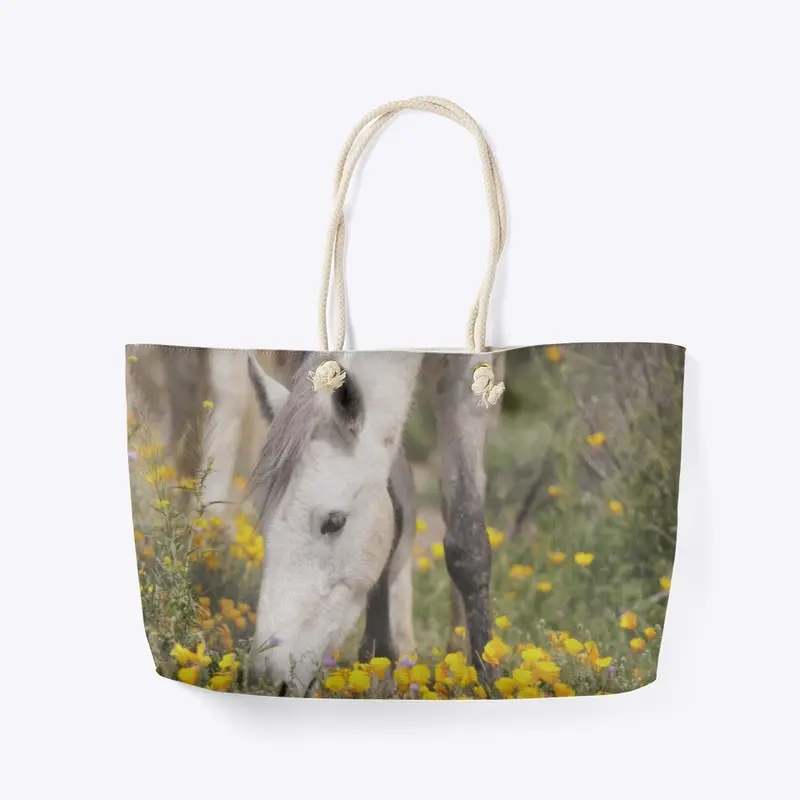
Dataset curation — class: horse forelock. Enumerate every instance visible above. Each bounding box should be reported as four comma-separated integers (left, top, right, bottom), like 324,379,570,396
250,356,355,525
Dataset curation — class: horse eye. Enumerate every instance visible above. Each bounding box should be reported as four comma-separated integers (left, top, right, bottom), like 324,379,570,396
321,512,347,535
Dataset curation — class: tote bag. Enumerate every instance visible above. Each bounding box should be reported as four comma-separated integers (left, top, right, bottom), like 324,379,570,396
126,97,684,699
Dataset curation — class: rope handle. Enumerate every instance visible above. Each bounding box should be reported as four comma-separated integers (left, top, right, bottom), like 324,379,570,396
318,96,508,354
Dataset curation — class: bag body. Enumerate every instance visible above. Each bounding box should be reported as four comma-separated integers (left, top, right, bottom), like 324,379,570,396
125,99,684,699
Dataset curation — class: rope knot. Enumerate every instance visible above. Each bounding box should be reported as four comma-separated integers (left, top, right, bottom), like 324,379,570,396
309,359,346,392
472,362,505,409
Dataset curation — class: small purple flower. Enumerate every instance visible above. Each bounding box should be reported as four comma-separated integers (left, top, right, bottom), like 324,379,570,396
399,657,415,669
128,451,138,460
608,665,616,677
322,657,337,668
410,683,420,693
267,634,282,647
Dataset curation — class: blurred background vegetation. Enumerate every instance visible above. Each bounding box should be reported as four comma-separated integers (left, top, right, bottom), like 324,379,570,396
405,343,684,670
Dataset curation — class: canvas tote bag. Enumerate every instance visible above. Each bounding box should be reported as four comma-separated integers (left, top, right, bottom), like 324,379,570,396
126,96,684,699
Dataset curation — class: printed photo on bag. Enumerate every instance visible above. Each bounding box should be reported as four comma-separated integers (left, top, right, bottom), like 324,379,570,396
125,343,684,699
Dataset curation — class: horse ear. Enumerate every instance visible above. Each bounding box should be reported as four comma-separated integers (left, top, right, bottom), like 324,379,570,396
331,373,363,432
247,353,289,423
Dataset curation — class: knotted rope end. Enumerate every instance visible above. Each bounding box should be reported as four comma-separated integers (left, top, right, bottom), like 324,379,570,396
309,360,346,392
472,362,505,409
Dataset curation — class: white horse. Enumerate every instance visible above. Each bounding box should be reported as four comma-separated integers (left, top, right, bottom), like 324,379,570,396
245,351,499,695
127,345,500,695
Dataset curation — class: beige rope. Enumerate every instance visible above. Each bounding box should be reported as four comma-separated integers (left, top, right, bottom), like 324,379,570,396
318,96,507,353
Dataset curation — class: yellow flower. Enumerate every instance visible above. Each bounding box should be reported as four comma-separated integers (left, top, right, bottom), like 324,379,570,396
410,663,431,686
431,542,445,560
177,666,199,685
127,354,138,363
416,556,432,572
630,637,647,653
554,682,575,697
536,580,553,593
444,651,467,676
495,615,512,631
473,685,488,699
415,517,428,534
644,627,657,641
189,642,212,667
233,474,248,491
534,661,561,685
218,652,240,671
521,646,550,665
509,563,534,579
584,641,612,670
171,644,193,666
453,626,466,639
494,677,518,698
178,476,196,490
204,552,221,571
461,666,478,687
434,662,451,685
548,551,567,566
145,465,176,485
369,656,392,679
518,686,543,699
154,499,170,509
348,670,371,693
217,624,233,651
563,638,584,656
325,675,346,693
574,552,594,567
608,499,624,515
202,400,214,409
482,635,512,667
586,431,606,448
487,527,504,549
208,673,234,691
547,485,563,497
394,667,411,692
544,346,562,362
660,576,672,591
619,611,638,630
140,545,155,560
512,668,534,687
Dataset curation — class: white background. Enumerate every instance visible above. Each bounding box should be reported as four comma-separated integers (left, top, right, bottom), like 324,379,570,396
1,1,798,797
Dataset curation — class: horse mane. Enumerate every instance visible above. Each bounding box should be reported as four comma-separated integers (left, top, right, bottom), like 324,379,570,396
249,356,321,524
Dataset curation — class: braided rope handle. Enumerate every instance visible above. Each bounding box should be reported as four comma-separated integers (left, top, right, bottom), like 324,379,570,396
318,96,507,353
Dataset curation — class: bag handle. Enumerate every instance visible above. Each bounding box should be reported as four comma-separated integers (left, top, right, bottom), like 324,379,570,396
318,96,507,353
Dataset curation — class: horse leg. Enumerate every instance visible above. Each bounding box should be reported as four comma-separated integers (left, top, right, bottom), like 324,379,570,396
359,451,417,663
360,570,396,663
423,354,493,670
